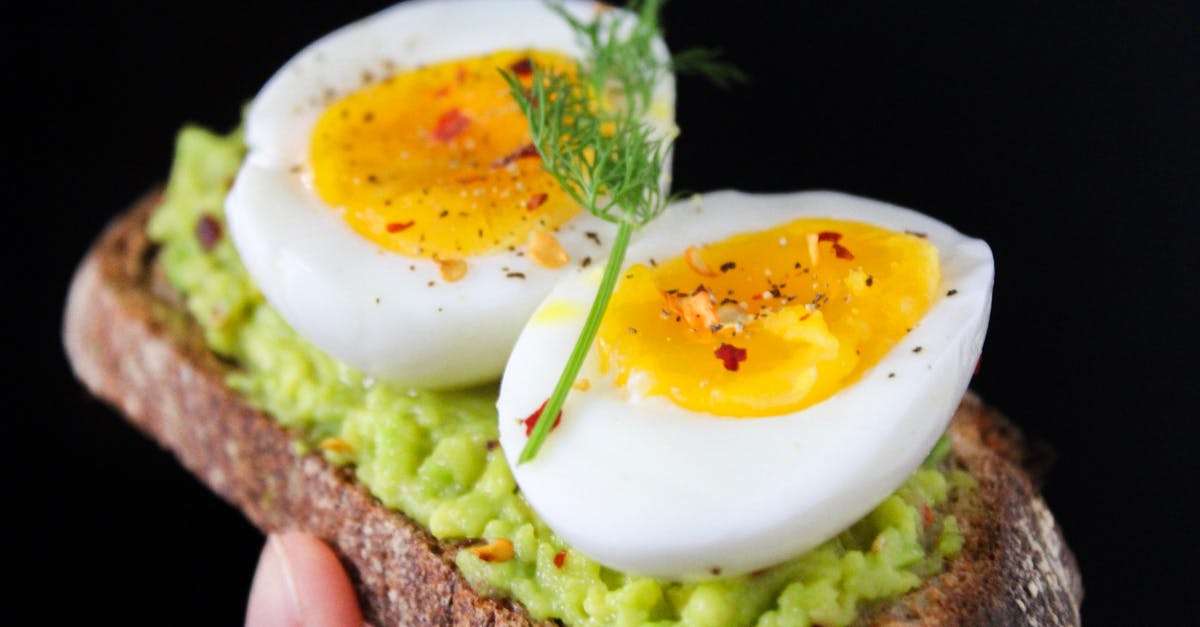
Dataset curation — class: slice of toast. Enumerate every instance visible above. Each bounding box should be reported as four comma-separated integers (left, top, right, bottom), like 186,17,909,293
64,191,1083,626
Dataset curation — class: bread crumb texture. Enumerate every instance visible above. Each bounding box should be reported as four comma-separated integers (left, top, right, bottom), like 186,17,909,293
148,126,971,626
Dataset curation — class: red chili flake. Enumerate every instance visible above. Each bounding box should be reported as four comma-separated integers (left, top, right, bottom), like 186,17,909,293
714,343,748,372
491,143,541,168
922,503,934,528
817,231,843,243
832,243,855,260
432,108,470,142
523,399,563,437
510,57,534,77
196,214,222,251
525,193,549,210
386,221,415,233
553,550,567,569
433,86,451,99
456,66,468,84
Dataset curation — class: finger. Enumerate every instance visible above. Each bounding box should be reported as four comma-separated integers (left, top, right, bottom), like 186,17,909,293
245,531,364,627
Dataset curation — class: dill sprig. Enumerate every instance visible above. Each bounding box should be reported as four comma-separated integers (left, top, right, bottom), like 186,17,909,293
504,0,735,463
502,68,670,228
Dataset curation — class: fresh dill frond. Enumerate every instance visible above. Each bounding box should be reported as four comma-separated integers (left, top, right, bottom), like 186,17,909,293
670,47,748,89
502,66,671,228
504,0,739,463
545,0,668,115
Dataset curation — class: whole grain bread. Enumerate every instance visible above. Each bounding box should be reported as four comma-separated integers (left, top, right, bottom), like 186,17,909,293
64,192,1083,626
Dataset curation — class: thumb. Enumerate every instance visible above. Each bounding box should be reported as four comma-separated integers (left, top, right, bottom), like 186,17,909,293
245,532,364,627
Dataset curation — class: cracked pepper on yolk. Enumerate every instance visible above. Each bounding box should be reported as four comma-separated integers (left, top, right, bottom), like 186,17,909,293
596,219,941,417
309,50,579,259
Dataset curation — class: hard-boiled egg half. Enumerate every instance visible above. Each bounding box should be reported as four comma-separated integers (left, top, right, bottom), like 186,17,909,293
226,0,675,388
497,190,994,578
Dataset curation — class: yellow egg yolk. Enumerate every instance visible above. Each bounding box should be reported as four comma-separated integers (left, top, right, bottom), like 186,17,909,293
310,50,578,261
596,219,941,417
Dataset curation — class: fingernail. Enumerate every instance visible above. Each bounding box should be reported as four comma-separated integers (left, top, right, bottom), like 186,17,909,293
246,534,303,627
246,532,363,627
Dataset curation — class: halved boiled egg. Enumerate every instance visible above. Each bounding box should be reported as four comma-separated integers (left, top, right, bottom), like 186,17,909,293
226,0,675,388
497,190,993,578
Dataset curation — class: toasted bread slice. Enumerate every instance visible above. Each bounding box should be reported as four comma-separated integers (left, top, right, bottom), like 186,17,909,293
64,192,1083,626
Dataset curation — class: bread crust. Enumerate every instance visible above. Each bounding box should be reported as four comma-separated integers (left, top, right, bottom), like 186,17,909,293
64,192,1082,626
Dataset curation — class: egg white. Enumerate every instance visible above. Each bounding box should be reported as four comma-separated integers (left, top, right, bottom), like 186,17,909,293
497,190,994,579
226,0,676,388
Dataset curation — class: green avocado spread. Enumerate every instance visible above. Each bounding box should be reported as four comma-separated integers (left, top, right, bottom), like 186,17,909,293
149,126,974,627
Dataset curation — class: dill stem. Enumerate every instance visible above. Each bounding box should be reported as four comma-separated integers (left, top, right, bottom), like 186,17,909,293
519,220,634,463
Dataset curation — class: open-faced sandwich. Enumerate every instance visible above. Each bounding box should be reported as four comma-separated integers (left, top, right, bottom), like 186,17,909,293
64,0,1082,624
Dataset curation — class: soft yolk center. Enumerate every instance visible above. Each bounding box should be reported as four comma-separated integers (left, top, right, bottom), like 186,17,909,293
596,219,941,417
309,50,579,260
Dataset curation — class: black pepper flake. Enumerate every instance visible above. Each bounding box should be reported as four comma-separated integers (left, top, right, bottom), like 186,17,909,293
196,214,222,251
427,281,435,287
581,256,592,268
507,272,526,279
629,327,638,334
905,230,928,239
946,289,958,296
888,372,896,378
649,258,657,267
720,261,736,273
710,567,722,576
866,275,874,287
585,231,602,246
486,440,499,451
912,346,923,353
709,324,724,332
375,297,381,304
439,209,449,218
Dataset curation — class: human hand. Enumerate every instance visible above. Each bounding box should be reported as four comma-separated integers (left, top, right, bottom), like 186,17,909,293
245,532,364,627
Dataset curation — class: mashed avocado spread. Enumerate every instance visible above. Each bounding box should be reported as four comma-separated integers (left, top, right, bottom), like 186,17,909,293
149,126,973,627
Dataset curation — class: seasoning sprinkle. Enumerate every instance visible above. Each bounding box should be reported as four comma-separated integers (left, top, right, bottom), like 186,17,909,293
196,214,222,251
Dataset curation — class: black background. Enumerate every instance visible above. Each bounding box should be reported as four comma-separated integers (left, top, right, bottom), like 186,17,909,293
10,1,1197,624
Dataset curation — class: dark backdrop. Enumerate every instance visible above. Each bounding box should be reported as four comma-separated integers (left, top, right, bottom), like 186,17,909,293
10,1,1197,624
